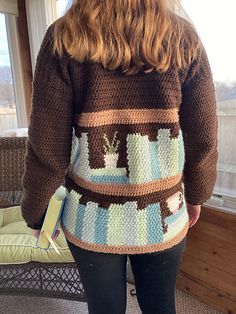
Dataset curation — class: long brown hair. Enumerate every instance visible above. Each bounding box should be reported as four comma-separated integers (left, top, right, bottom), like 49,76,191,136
53,0,201,75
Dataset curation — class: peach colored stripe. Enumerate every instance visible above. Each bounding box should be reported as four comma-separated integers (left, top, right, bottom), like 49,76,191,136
61,221,189,254
74,108,179,127
67,170,182,196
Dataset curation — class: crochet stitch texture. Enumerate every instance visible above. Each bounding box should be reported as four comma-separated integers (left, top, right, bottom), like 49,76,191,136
21,23,218,254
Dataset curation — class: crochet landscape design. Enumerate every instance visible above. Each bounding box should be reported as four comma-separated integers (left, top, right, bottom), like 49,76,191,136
61,110,189,254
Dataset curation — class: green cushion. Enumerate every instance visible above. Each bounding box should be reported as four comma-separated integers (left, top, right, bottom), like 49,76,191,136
0,206,74,264
0,205,24,227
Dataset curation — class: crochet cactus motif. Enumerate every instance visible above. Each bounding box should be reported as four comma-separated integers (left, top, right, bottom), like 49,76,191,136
103,131,121,168
103,131,120,154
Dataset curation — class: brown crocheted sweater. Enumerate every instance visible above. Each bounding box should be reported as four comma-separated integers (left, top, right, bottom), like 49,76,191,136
20,23,218,254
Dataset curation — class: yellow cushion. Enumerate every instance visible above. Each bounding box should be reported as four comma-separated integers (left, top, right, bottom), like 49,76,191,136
0,206,74,264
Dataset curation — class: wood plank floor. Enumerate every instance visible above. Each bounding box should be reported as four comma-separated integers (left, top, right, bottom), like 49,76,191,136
177,205,236,313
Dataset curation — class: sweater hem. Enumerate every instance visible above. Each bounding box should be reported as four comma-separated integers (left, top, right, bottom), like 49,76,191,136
61,220,189,255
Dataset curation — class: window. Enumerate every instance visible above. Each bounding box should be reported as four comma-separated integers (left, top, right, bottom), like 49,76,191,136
0,10,27,133
182,0,236,209
56,0,71,17
0,13,17,131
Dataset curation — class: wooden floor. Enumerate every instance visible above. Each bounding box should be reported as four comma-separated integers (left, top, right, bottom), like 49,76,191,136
177,205,236,313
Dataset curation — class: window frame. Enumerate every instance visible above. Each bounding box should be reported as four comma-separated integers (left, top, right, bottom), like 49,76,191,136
0,0,18,16
0,11,27,128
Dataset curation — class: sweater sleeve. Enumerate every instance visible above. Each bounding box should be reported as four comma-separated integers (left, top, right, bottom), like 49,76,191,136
179,43,218,205
20,24,74,230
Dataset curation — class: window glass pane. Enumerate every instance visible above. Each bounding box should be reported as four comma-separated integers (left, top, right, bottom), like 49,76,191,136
0,13,18,132
56,0,72,17
182,0,236,199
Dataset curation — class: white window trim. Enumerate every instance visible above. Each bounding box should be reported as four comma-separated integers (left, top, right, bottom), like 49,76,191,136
25,0,57,71
204,162,236,211
5,14,27,128
205,195,236,214
205,161,236,211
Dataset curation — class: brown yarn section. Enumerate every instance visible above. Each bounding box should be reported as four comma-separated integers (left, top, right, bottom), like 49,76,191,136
70,61,183,113
74,122,180,139
64,173,183,210
21,23,218,236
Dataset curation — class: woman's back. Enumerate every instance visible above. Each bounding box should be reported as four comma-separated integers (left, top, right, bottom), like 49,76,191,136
21,0,218,255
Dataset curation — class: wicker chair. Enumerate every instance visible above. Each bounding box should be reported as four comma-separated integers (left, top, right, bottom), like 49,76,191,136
0,136,87,302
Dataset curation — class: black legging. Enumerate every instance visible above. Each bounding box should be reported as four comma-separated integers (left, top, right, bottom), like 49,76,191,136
66,236,187,314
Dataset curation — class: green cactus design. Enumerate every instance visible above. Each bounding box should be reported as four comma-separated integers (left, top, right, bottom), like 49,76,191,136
103,131,120,154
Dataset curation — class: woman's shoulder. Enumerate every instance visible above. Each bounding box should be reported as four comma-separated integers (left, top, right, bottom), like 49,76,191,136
38,20,72,67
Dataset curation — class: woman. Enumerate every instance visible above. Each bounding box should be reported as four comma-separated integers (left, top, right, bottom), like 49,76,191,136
21,0,218,313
